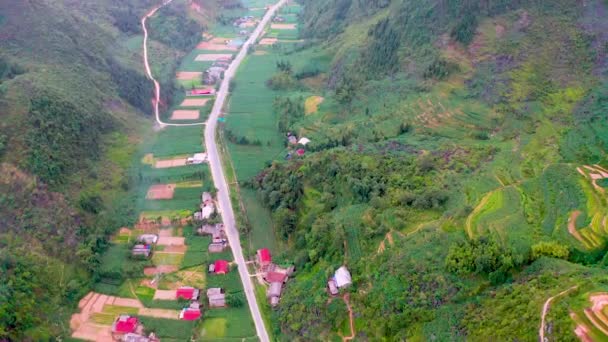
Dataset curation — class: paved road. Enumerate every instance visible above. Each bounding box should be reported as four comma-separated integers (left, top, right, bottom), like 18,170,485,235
205,1,287,342
143,1,287,340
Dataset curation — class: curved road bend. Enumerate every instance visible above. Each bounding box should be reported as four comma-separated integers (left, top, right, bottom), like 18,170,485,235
205,1,287,341
143,0,288,341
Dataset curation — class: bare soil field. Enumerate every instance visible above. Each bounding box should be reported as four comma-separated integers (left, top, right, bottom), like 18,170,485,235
158,236,186,246
139,308,181,319
176,71,203,80
153,289,176,300
197,41,238,51
568,211,586,244
171,110,200,120
195,53,233,61
181,98,210,107
271,23,297,30
71,292,144,341
155,158,187,168
259,38,277,45
146,184,176,200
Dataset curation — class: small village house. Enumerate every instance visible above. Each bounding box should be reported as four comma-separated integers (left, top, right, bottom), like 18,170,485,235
176,287,200,301
204,66,224,85
327,279,339,296
257,248,272,271
298,137,311,146
137,234,158,245
131,244,152,258
190,88,213,96
267,282,283,307
198,223,226,242
334,266,352,288
264,271,287,284
122,333,159,342
208,242,227,253
211,260,229,275
179,308,201,321
202,192,213,203
207,288,226,308
112,315,141,339
187,153,207,165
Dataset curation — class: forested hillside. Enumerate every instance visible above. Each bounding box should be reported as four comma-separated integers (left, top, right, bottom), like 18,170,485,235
248,0,608,339
0,0,207,339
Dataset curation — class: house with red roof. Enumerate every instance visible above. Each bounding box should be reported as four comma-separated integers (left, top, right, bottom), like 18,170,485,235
179,308,202,321
190,88,214,96
257,248,272,271
111,315,140,338
264,271,288,284
176,287,200,301
210,260,229,274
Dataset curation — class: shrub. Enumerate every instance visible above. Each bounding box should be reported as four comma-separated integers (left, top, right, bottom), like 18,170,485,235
531,241,570,260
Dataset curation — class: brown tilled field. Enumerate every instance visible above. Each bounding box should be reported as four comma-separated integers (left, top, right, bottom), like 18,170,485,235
71,292,144,341
196,41,237,51
181,98,210,107
170,110,200,120
195,53,233,61
271,23,297,30
158,236,186,246
155,158,187,168
153,289,176,300
259,38,277,45
176,71,203,80
146,184,176,200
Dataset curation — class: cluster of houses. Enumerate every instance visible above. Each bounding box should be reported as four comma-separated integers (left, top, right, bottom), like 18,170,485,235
131,234,158,258
256,248,295,307
176,286,203,320
233,15,255,28
204,57,232,85
327,266,352,296
198,223,228,253
286,132,311,159
194,192,216,221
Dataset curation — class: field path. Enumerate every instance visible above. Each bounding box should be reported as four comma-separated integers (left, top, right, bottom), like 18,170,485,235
539,285,577,342
203,1,288,342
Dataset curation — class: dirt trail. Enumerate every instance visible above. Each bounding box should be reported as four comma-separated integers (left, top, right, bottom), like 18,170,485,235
141,0,204,128
341,294,356,341
568,211,586,245
539,285,577,341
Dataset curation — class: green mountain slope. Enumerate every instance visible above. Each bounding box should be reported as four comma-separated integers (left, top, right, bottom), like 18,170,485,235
0,0,206,339
244,0,608,340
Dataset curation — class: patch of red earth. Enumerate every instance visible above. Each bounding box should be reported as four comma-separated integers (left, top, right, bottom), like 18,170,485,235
163,245,187,253
567,211,585,244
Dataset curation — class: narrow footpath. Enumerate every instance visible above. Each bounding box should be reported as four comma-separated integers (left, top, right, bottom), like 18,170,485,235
142,1,289,341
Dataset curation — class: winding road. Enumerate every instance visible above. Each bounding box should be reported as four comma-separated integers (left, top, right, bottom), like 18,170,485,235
142,1,288,341
141,0,202,127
